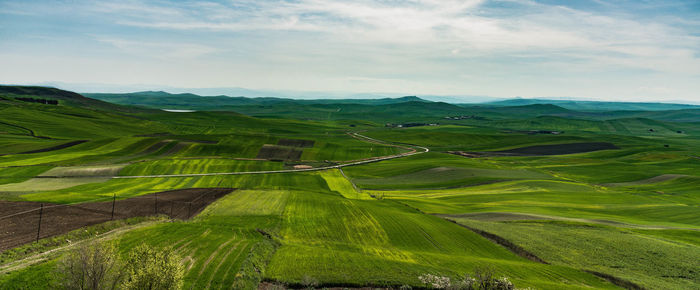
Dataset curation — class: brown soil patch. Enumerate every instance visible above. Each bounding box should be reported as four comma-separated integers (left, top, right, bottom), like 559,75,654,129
277,139,315,148
256,145,303,160
0,188,233,252
449,142,619,157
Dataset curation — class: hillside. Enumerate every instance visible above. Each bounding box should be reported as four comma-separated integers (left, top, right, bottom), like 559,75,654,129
0,87,698,289
0,86,152,113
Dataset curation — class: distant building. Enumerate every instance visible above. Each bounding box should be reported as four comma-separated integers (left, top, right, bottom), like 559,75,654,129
293,165,313,169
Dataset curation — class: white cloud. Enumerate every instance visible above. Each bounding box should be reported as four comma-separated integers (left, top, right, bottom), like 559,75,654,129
2,0,699,101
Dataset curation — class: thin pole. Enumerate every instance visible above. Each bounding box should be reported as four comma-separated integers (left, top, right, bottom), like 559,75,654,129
111,194,116,220
36,204,43,243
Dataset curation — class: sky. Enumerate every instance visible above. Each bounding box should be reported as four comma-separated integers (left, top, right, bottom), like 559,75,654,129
1,0,699,103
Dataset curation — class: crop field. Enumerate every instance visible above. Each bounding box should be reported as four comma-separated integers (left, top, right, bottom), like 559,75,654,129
0,87,698,289
119,159,283,176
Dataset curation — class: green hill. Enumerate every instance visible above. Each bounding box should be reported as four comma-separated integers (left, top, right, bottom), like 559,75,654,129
84,91,429,110
0,86,152,113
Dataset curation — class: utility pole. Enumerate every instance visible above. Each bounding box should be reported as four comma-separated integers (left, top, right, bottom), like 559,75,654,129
36,204,43,243
111,194,116,220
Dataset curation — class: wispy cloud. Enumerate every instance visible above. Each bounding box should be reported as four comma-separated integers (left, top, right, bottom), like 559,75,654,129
1,0,699,101
95,37,218,59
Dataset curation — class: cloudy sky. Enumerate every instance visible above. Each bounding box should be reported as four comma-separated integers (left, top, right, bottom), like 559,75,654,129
1,0,699,102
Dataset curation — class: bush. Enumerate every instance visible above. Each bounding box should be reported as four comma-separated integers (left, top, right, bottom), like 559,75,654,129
121,243,184,290
418,266,515,290
419,274,451,289
301,275,319,289
54,241,122,290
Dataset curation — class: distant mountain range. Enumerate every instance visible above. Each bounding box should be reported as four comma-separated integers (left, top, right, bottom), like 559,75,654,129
485,98,700,111
84,91,431,108
79,90,700,123
83,90,700,112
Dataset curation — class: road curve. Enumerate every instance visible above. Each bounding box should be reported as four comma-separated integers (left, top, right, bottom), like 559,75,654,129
112,132,429,179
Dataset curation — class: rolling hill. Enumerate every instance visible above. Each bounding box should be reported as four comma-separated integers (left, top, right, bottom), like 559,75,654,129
0,86,698,289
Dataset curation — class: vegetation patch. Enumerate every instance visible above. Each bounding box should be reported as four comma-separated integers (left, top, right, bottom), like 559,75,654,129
257,145,303,160
277,138,315,148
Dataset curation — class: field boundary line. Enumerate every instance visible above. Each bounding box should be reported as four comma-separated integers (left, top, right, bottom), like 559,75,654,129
338,168,361,193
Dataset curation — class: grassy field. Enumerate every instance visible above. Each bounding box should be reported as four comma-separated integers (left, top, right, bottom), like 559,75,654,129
1,87,698,289
344,125,699,288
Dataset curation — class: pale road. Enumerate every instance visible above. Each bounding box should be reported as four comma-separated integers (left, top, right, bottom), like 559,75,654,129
110,132,429,179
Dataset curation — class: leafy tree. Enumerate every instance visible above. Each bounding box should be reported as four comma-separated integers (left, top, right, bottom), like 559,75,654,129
121,243,184,290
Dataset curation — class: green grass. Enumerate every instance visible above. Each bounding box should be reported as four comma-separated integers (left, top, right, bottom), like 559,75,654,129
317,169,372,199
343,152,555,190
451,219,700,289
265,190,613,289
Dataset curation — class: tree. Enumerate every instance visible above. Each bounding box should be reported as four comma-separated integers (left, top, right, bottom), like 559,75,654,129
121,243,184,290
55,241,122,290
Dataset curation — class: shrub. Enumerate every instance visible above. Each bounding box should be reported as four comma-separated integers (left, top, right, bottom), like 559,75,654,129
301,275,319,289
418,266,516,290
419,273,451,289
121,243,184,290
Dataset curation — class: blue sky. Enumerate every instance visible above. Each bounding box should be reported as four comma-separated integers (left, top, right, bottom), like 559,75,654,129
1,0,699,102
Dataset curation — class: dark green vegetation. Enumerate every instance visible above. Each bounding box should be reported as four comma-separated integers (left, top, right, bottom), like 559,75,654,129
86,90,700,123
1,85,698,289
485,98,700,111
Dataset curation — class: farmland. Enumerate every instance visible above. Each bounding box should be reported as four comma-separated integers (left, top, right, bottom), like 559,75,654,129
0,86,698,289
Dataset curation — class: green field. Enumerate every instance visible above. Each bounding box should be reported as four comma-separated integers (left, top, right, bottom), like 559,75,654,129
1,86,698,289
